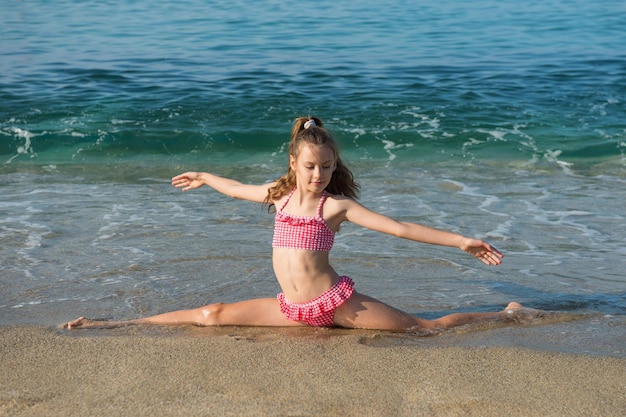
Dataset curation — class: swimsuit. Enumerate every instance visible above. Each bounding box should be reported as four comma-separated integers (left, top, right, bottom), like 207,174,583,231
278,276,354,327
272,188,335,252
273,189,354,326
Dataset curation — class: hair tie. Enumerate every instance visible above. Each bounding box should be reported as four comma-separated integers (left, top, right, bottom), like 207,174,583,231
304,119,316,129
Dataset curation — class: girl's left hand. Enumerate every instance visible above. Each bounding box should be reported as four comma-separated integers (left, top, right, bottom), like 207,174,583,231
461,239,504,266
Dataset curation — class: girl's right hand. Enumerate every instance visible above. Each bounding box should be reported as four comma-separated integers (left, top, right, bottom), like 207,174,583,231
172,172,205,191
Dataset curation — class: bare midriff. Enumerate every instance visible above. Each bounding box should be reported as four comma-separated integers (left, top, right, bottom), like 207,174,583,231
272,248,340,303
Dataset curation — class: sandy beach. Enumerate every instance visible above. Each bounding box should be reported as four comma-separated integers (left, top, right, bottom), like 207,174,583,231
1,325,624,417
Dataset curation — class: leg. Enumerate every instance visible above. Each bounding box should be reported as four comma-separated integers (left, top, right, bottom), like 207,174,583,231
333,291,424,331
426,301,544,330
333,291,543,332
65,298,308,329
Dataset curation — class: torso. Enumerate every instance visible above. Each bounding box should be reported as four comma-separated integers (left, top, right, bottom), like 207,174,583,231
271,189,342,302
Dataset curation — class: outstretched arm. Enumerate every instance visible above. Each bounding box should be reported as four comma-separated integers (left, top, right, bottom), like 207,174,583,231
172,171,276,203
341,199,503,266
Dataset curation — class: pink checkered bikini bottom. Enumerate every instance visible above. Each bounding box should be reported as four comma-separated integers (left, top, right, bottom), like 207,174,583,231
277,276,355,327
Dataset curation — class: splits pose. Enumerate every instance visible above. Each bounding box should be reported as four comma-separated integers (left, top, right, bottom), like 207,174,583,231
67,116,543,332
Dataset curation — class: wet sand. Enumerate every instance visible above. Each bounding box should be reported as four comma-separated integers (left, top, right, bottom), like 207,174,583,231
1,325,625,417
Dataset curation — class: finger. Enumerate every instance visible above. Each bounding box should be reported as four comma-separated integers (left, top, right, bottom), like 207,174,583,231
172,179,189,188
488,253,502,265
172,174,193,183
480,252,501,266
488,245,504,257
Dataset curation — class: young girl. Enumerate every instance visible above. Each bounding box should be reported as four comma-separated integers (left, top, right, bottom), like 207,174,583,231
66,116,541,332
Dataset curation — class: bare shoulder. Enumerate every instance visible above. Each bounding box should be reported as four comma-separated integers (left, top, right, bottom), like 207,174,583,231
323,192,363,221
271,193,287,208
324,192,358,207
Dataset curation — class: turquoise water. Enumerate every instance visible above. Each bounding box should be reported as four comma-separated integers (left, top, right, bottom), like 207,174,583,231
2,0,625,165
1,0,625,356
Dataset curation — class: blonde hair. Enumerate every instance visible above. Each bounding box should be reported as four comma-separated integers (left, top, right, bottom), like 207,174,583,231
266,116,359,209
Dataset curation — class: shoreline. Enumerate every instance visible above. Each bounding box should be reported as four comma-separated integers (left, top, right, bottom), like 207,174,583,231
2,325,625,417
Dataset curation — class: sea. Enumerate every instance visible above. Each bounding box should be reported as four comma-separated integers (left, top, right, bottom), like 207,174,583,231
1,0,625,357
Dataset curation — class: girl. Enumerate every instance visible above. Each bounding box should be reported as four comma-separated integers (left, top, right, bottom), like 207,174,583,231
66,116,541,332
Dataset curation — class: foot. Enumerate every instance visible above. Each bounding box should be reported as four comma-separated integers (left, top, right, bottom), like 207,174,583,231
64,317,116,330
504,302,547,321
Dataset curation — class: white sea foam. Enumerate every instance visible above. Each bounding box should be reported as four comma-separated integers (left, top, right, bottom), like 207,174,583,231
4,127,41,163
377,138,415,163
544,149,574,174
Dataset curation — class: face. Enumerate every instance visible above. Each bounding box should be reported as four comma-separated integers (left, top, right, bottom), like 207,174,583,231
290,144,336,192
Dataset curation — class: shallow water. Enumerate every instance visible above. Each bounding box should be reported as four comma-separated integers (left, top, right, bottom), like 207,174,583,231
2,161,624,357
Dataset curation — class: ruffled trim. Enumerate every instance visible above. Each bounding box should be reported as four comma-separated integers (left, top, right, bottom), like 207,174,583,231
277,277,355,322
275,211,324,226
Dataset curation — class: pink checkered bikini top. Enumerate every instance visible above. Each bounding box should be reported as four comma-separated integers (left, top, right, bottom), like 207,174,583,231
272,189,335,252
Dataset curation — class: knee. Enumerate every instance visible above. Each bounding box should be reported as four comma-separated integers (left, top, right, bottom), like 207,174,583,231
197,302,225,326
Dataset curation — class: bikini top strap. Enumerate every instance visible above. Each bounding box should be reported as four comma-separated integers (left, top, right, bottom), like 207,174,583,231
279,188,327,217
278,188,297,212
316,191,328,217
